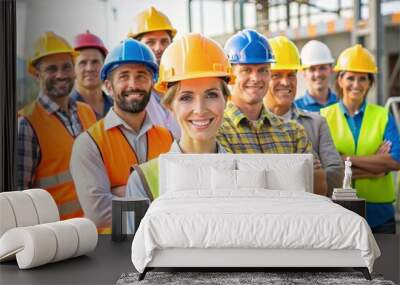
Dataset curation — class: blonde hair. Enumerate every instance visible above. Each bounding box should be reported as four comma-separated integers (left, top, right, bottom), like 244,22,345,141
162,78,231,109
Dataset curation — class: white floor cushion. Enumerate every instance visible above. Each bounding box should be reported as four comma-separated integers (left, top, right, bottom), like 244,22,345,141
0,218,97,269
23,189,60,223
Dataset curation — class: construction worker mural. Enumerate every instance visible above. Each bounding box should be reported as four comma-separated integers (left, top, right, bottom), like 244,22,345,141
295,40,338,112
17,31,97,220
72,30,113,120
125,33,235,233
321,44,400,233
70,38,173,233
217,29,312,157
128,6,180,139
263,36,343,196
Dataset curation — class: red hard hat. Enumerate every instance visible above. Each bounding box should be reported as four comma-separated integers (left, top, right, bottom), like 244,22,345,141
73,30,108,57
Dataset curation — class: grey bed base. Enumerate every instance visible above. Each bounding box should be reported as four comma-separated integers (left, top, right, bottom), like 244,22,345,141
138,248,371,281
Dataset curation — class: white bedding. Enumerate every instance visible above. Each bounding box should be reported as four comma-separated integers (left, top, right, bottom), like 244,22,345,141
131,190,380,273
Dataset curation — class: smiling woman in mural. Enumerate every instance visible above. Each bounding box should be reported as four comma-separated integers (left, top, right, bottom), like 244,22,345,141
321,44,400,234
125,33,235,209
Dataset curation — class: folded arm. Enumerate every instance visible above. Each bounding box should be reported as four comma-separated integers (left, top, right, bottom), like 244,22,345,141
351,166,386,179
346,154,400,175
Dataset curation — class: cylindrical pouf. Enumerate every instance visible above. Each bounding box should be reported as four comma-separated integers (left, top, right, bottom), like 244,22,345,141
0,218,97,269
0,196,17,237
0,226,57,269
64,218,98,257
42,221,79,262
0,192,39,227
23,189,60,223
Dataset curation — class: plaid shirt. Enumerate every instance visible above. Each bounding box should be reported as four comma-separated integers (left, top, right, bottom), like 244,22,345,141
217,101,312,154
17,94,85,189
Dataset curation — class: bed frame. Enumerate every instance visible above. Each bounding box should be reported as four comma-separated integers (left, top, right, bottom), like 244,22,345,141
139,248,371,280
132,154,373,281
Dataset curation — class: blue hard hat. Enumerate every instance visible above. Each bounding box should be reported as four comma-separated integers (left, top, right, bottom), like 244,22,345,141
100,38,158,81
224,29,275,65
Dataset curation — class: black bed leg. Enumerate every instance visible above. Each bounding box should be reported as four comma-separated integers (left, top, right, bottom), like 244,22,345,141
138,268,148,281
354,267,371,280
362,268,372,280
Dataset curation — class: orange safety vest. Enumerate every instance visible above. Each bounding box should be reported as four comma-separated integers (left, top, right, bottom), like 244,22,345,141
87,120,173,234
87,120,173,188
18,101,96,220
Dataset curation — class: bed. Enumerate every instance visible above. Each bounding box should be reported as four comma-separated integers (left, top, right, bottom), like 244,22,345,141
130,154,380,280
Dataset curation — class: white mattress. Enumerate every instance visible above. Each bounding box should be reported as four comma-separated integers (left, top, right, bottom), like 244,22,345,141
131,190,380,273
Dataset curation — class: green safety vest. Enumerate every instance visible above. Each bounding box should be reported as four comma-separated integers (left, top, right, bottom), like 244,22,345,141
321,103,395,203
133,158,160,201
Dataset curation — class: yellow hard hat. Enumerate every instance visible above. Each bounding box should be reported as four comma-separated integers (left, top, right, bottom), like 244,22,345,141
269,36,302,71
155,33,235,93
334,44,377,74
128,6,177,39
28,31,78,75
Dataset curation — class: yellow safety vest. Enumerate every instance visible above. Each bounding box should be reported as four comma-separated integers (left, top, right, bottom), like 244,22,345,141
321,103,395,203
133,158,160,202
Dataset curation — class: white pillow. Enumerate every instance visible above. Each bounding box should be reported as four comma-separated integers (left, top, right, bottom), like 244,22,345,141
237,158,308,191
167,160,236,192
211,168,267,190
168,162,209,191
266,168,306,191
236,169,267,189
211,168,236,190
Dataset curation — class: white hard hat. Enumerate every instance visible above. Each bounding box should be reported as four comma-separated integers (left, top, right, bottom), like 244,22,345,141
300,40,334,68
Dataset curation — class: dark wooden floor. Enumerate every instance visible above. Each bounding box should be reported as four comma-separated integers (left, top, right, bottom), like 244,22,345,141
0,234,399,284
373,231,400,284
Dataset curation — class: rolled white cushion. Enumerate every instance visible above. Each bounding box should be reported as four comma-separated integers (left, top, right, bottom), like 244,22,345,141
0,226,57,269
0,196,17,237
0,218,97,269
0,192,39,227
64,218,98,257
42,222,79,262
23,189,59,223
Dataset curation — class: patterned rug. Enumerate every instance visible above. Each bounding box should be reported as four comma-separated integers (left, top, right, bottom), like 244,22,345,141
117,271,396,285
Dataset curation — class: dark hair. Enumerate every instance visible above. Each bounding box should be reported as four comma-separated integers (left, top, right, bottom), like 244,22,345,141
335,71,375,99
162,78,231,109
134,30,173,42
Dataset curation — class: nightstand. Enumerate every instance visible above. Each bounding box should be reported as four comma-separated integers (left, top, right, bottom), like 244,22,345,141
332,198,366,218
112,197,150,242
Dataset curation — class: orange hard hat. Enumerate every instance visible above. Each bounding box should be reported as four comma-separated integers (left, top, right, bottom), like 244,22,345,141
155,33,235,93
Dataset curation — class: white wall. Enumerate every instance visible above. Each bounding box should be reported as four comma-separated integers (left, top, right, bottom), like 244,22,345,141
16,0,188,60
